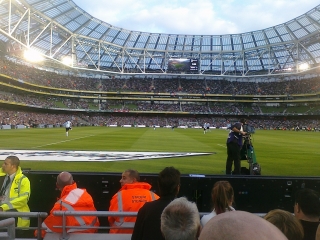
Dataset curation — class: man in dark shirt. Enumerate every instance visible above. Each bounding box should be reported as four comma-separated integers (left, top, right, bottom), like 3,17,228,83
226,118,247,174
294,188,320,240
131,167,180,240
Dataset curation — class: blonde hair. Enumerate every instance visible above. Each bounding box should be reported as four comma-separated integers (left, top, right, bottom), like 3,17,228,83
264,209,304,240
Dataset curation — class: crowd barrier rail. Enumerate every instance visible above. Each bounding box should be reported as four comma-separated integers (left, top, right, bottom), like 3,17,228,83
0,218,15,239
0,212,48,240
0,211,268,240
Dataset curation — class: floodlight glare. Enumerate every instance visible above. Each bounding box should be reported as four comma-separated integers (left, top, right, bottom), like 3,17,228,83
24,49,44,62
298,63,309,71
62,56,72,66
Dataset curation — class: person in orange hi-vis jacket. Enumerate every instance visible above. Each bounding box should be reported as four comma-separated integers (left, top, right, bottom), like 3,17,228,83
35,172,99,238
108,169,159,234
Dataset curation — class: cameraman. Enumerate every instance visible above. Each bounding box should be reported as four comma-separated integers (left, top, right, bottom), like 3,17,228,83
226,119,247,175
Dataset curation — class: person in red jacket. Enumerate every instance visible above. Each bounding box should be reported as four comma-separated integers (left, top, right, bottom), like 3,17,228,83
35,172,100,238
108,169,159,234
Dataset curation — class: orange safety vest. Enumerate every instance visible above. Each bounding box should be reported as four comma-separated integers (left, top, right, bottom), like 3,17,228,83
35,182,99,238
108,182,159,234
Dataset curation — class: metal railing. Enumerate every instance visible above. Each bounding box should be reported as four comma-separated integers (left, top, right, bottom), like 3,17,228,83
0,211,269,239
53,211,268,239
53,211,137,239
0,212,48,240
0,218,15,240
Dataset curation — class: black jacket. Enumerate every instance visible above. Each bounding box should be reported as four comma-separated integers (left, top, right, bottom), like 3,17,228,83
131,195,175,240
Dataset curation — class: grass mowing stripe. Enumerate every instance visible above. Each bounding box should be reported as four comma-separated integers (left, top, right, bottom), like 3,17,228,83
217,144,227,148
31,135,96,149
130,128,213,152
0,127,319,177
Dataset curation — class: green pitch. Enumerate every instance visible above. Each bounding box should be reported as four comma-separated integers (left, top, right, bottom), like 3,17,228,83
0,127,319,177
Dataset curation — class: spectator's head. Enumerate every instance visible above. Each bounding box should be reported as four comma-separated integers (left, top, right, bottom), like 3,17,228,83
211,181,234,214
120,169,140,187
294,188,320,221
2,156,20,175
199,211,287,240
158,167,180,197
317,226,320,240
161,197,200,240
264,209,304,240
56,172,74,190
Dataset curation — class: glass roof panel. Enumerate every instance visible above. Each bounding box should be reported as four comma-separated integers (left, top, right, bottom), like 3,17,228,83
298,17,311,26
287,21,302,32
56,3,75,16
88,30,102,39
65,21,81,32
304,23,317,33
103,29,121,42
55,14,71,26
242,33,254,49
112,31,129,45
293,28,309,38
42,7,61,19
154,35,168,50
0,4,7,15
201,36,211,46
211,36,221,51
134,36,148,48
221,35,232,50
0,0,317,76
65,9,82,21
275,27,292,42
251,32,266,45
174,35,186,51
166,35,178,51
264,29,282,44
231,35,242,51
94,24,109,37
309,10,320,20
125,33,139,48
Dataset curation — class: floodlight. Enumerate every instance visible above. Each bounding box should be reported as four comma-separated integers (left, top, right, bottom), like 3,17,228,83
298,63,309,71
62,56,72,66
23,49,44,62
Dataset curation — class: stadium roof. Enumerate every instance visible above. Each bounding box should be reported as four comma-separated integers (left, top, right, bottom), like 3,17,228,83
0,0,320,78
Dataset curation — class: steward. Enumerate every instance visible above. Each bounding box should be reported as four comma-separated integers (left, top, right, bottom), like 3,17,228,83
35,172,99,238
0,155,30,227
108,169,159,233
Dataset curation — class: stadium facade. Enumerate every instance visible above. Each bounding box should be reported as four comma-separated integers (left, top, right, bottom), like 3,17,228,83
0,0,320,79
0,0,319,127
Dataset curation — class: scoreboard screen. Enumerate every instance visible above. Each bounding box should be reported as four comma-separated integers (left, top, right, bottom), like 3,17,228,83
189,59,199,72
168,58,199,72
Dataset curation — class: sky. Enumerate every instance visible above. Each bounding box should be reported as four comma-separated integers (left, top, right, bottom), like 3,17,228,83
74,0,319,35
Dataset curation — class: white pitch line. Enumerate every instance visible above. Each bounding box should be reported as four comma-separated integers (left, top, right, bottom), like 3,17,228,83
31,135,95,149
217,144,227,148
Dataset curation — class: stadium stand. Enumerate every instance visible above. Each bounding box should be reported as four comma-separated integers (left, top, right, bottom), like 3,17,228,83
0,1,320,239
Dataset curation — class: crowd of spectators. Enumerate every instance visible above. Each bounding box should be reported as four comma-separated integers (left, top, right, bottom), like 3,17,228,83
0,91,56,108
0,108,319,130
1,89,319,116
136,102,181,112
1,57,320,130
1,58,320,96
0,109,80,126
30,168,319,240
1,56,320,239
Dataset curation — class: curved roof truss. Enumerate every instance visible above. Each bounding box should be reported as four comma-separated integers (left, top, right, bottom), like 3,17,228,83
0,0,320,78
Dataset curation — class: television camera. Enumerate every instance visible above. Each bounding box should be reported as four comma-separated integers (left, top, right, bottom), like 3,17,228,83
242,124,255,135
240,124,261,175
